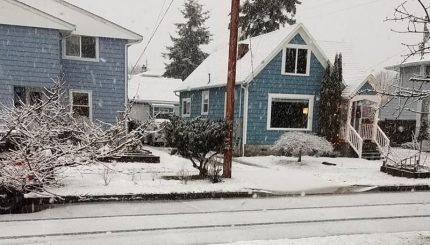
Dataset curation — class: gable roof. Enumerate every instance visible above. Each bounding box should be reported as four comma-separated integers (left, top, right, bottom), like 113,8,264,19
385,53,430,71
19,0,142,42
0,0,75,31
176,23,370,98
129,73,181,104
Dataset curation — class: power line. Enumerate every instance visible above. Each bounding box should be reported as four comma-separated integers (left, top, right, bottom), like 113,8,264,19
131,0,174,74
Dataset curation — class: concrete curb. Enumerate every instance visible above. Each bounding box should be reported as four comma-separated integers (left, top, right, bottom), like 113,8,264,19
8,184,430,214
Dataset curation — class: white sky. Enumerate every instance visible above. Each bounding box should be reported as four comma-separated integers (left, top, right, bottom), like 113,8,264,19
67,0,425,75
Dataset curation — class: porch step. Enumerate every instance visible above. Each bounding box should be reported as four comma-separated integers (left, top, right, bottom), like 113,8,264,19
362,151,383,160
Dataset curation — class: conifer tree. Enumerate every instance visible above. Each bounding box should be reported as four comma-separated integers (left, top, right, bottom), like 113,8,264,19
163,0,211,80
318,54,343,144
239,0,301,40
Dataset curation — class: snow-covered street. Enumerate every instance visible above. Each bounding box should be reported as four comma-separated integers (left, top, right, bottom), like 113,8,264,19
1,192,430,244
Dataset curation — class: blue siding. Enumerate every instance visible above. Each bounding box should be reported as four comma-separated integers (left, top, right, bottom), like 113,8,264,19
179,86,243,120
62,37,127,124
358,81,376,95
246,51,324,145
0,24,127,125
0,25,61,104
289,34,306,45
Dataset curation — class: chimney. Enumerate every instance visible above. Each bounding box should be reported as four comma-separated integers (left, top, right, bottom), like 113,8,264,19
237,43,249,60
421,24,430,59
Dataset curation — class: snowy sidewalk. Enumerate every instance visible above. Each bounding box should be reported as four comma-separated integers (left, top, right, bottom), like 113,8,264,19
34,147,430,199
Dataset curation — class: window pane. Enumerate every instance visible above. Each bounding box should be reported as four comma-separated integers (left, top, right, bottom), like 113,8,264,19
203,104,209,113
66,36,80,57
81,36,96,58
73,106,90,118
284,48,297,73
186,102,191,114
297,49,308,74
73,92,89,106
14,86,26,107
270,99,309,129
29,91,42,105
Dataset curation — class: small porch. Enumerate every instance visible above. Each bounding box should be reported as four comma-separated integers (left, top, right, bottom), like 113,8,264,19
344,95,390,159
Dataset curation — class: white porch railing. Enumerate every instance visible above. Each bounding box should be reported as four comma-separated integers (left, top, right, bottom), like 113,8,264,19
347,124,363,158
360,124,373,140
375,126,390,157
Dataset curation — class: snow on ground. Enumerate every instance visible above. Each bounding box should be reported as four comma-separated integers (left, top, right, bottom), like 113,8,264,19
42,147,430,197
215,232,430,245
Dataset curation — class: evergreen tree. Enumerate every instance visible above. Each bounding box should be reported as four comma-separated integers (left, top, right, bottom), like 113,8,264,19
239,0,301,40
318,54,344,144
163,0,211,80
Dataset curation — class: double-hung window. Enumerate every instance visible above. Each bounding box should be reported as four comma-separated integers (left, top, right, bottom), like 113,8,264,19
201,91,209,115
267,94,314,131
282,45,310,75
64,35,99,60
182,98,191,117
70,90,92,120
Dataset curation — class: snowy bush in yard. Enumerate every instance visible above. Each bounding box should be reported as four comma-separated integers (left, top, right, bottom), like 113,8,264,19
164,116,226,177
272,132,334,162
0,80,147,195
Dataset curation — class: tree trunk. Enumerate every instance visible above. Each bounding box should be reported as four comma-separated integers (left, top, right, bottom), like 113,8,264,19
298,151,302,163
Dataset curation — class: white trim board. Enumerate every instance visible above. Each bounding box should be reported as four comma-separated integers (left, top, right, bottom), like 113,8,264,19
266,93,314,131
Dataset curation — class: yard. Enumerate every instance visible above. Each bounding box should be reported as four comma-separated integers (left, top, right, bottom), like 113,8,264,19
38,147,430,198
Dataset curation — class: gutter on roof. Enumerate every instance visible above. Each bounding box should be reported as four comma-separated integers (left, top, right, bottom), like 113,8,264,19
175,80,245,93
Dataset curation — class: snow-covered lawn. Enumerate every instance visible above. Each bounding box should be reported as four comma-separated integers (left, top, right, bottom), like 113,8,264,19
215,232,430,245
41,147,430,197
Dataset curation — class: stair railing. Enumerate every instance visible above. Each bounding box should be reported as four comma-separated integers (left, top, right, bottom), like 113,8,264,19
375,125,390,157
360,123,374,140
347,124,363,158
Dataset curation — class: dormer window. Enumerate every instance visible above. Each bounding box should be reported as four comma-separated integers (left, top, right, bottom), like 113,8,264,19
282,45,310,76
63,35,99,61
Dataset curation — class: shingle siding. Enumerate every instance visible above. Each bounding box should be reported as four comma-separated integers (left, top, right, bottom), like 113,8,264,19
179,86,243,120
0,25,61,104
62,37,127,124
0,24,127,124
246,51,324,145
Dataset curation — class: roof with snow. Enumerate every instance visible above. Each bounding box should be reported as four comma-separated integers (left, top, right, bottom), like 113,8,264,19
385,53,430,70
0,0,75,31
7,0,142,42
128,73,181,104
176,23,371,98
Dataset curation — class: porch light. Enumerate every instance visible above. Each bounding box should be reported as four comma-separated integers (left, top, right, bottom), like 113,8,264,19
303,107,309,115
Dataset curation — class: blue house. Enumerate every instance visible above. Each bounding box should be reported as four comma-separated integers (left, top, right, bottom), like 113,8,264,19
176,24,390,158
0,0,142,124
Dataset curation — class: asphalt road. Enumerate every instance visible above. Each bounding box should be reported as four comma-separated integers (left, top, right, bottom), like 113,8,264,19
1,192,430,244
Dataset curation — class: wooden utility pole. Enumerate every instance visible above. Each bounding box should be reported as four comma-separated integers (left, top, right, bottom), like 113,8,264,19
223,0,240,178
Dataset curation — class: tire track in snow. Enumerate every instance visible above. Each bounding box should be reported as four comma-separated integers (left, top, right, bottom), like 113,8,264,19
1,214,430,240
1,201,428,223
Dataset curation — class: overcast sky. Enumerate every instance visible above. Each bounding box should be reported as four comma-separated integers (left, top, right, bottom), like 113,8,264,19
67,0,424,75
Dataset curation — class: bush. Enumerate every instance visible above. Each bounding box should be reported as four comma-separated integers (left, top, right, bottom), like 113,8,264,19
272,132,334,162
164,116,226,177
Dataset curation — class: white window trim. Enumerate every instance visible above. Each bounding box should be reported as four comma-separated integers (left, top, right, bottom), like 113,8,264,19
70,89,93,121
266,93,314,131
182,98,191,117
62,35,100,62
281,44,311,76
201,90,209,115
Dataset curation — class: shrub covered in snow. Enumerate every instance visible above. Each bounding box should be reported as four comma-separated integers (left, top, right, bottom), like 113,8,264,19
272,132,334,162
0,81,147,194
164,116,226,177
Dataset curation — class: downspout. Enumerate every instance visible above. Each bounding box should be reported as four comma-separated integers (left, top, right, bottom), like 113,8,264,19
241,82,249,157
125,39,142,131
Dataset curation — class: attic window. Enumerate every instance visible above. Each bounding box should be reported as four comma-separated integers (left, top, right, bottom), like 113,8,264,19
282,45,310,76
64,35,99,60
